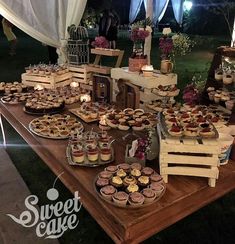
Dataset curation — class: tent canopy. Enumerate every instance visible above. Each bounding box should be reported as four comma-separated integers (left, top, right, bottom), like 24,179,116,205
0,0,87,62
129,0,184,25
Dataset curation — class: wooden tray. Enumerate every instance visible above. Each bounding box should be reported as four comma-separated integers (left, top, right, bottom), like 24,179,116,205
159,112,219,140
94,165,166,208
29,116,84,140
66,146,114,167
69,108,99,123
23,107,64,116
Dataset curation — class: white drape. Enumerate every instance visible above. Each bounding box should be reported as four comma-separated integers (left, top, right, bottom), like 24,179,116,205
171,0,184,25
130,0,184,24
143,0,169,24
231,17,235,47
129,0,143,23
0,0,87,62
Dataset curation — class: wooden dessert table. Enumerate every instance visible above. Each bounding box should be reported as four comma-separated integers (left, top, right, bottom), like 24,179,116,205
1,102,235,243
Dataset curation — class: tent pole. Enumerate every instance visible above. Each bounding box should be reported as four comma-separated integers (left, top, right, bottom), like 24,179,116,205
231,17,235,47
144,0,153,65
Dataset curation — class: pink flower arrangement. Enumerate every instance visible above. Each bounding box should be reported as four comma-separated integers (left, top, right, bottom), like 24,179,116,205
91,36,109,48
134,137,150,160
183,83,200,105
159,36,173,59
130,28,150,42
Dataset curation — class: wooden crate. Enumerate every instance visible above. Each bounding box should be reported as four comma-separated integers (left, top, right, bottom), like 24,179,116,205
69,65,91,84
22,72,72,89
158,126,220,187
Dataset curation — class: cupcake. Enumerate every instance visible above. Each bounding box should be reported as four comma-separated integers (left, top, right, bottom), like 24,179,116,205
142,188,157,203
137,176,150,187
150,173,164,183
128,192,145,206
110,176,123,188
141,167,154,176
100,185,117,200
123,176,137,186
118,163,130,172
130,169,141,178
96,178,109,188
116,169,127,178
112,191,129,206
99,171,113,180
105,165,118,173
149,182,164,197
130,163,142,171
126,183,139,193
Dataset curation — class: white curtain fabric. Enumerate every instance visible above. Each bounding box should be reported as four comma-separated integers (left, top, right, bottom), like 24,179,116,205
129,0,143,23
130,0,184,25
0,0,87,62
144,0,169,24
171,0,184,25
231,17,235,47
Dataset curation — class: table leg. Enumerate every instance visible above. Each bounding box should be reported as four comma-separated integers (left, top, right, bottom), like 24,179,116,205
0,113,6,148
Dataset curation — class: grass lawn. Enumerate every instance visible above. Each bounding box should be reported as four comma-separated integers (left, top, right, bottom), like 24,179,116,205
1,29,235,244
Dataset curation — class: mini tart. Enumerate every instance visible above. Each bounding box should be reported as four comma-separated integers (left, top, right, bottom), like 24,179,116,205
130,163,142,171
105,165,118,173
141,167,154,176
118,163,130,172
128,192,145,206
90,111,98,119
111,176,123,188
118,122,130,131
116,169,127,178
149,182,164,196
130,169,141,178
112,191,129,206
100,185,117,201
126,183,139,193
96,178,109,188
132,122,144,131
142,188,157,203
124,108,134,115
123,176,137,186
165,117,178,126
106,119,118,128
168,125,183,137
99,171,113,180
199,127,215,137
137,176,150,187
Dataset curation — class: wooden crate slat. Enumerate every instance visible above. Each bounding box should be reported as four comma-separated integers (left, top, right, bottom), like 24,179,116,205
162,154,219,166
22,73,72,89
161,142,219,154
91,48,122,56
161,166,219,179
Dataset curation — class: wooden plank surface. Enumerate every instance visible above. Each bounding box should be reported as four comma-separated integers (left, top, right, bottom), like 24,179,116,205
1,102,235,243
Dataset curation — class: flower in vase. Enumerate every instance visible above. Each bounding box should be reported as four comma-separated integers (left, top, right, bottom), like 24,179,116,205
91,36,109,48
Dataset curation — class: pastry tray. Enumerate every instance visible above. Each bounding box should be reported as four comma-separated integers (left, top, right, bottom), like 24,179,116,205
24,107,64,116
159,112,219,140
29,118,84,140
69,108,99,123
66,146,114,167
94,176,166,209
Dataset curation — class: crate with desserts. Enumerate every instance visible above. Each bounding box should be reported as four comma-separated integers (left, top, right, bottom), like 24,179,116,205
158,104,224,187
69,65,92,85
22,64,72,89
